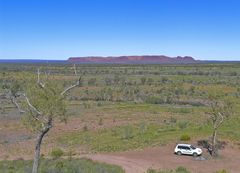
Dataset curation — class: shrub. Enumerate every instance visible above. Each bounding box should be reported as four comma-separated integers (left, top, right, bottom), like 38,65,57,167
161,77,169,83
139,121,146,135
197,139,210,148
229,72,237,76
180,134,191,141
98,117,103,126
147,78,154,85
214,170,228,173
145,96,164,104
122,126,134,140
83,124,88,131
83,102,91,109
175,166,190,173
178,121,188,130
0,159,125,173
140,77,147,85
97,102,102,107
146,167,190,173
169,117,177,124
147,168,159,173
197,139,226,150
88,78,97,86
83,134,92,143
66,149,76,161
50,148,64,159
216,140,227,150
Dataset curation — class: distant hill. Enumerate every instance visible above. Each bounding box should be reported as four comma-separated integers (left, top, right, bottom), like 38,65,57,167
68,55,198,64
1,57,238,65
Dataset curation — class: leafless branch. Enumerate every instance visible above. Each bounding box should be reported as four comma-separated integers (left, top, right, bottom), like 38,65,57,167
44,66,51,81
214,112,224,129
61,76,82,96
24,94,48,123
23,94,42,115
37,68,45,88
73,64,77,76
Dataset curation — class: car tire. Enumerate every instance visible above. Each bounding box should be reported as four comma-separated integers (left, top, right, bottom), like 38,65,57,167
193,153,198,157
177,151,182,155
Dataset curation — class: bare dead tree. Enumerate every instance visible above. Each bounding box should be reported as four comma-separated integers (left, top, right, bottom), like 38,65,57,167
37,68,45,88
206,99,233,157
73,64,77,76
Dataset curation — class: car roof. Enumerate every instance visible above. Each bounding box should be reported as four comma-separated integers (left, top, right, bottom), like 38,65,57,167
177,144,191,146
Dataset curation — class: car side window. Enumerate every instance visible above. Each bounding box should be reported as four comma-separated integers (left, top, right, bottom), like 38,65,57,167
179,146,189,150
178,146,183,149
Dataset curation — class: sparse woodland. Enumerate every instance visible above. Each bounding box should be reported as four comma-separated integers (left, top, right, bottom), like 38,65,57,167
0,63,239,173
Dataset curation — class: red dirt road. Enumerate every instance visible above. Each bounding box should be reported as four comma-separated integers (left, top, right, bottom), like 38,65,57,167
85,144,240,173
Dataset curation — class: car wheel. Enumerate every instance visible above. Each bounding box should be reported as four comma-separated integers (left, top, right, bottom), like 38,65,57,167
193,153,198,157
177,151,182,155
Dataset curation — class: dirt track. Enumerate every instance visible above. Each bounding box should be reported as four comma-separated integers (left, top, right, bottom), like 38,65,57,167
85,144,240,173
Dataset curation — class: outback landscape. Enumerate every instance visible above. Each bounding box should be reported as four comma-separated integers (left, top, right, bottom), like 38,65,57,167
1,0,240,172
0,58,239,173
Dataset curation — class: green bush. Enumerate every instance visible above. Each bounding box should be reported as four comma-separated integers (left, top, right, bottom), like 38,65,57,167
122,126,134,140
139,121,147,135
145,96,164,104
0,159,125,173
146,166,190,173
50,148,64,159
214,170,228,173
178,121,188,130
175,166,190,173
147,168,161,173
147,168,173,173
180,134,191,141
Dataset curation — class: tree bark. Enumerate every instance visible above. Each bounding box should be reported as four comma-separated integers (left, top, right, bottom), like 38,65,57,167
212,129,218,157
32,120,52,173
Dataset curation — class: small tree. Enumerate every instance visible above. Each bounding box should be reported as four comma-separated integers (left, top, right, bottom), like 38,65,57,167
206,99,233,157
7,68,81,173
140,77,146,85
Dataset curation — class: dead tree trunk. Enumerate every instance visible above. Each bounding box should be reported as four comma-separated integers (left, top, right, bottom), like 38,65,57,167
32,119,52,173
206,99,232,158
211,128,218,157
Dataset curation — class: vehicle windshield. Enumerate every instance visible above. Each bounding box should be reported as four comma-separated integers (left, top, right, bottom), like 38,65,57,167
190,145,196,149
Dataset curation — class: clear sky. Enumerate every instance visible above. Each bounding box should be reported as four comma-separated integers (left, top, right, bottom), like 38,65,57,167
0,0,240,60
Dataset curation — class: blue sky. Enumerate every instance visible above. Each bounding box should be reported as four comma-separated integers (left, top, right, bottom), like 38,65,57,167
0,0,240,60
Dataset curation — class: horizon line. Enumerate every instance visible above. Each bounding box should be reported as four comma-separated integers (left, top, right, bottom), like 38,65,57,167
0,57,239,62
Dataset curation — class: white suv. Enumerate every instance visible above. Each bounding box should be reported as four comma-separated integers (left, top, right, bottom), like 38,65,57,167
174,144,202,157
